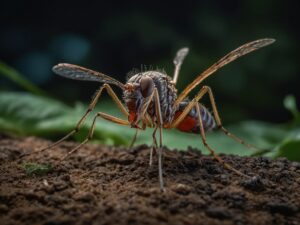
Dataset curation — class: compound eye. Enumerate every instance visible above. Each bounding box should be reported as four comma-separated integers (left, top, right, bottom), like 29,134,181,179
140,76,154,98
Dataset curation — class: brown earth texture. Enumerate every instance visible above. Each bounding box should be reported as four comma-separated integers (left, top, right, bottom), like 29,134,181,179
0,134,300,225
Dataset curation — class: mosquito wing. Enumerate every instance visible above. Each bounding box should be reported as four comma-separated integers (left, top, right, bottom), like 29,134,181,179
176,38,275,104
53,63,125,89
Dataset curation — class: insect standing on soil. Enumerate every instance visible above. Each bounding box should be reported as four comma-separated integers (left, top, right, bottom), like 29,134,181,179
24,38,275,191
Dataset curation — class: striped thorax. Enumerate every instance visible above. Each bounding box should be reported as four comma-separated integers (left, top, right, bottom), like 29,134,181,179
123,71,178,127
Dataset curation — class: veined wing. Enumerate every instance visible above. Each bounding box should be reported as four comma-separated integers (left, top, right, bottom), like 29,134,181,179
175,38,275,104
53,63,125,89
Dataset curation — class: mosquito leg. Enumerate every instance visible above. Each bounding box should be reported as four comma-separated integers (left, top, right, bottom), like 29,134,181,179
153,88,165,191
60,112,130,161
170,86,252,178
195,103,250,178
149,147,154,166
171,86,259,151
136,90,156,166
158,125,164,191
121,86,165,190
201,86,260,151
150,127,158,166
22,84,128,157
129,129,139,148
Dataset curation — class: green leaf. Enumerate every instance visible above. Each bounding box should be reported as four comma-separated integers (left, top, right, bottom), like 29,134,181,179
284,95,300,122
0,61,47,96
0,92,70,135
0,91,129,145
276,139,300,161
274,129,300,161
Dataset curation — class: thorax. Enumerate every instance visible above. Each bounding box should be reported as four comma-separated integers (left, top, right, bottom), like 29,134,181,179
123,71,178,126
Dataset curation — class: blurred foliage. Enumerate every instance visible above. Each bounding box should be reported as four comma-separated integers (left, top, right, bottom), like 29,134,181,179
22,163,52,176
0,91,299,161
0,61,47,96
0,0,299,124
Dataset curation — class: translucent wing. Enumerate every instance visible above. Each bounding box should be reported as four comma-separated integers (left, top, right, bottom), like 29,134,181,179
53,63,125,89
176,38,275,104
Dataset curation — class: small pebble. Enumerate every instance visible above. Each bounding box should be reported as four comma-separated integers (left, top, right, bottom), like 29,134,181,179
171,183,192,195
240,176,265,191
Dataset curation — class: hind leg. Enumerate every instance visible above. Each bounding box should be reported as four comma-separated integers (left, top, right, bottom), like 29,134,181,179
194,103,250,178
199,86,259,150
170,86,253,178
172,85,259,150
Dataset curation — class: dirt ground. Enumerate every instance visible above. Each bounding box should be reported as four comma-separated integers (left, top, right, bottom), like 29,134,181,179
0,134,299,225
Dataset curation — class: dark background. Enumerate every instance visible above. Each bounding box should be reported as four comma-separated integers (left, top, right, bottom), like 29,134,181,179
1,0,299,124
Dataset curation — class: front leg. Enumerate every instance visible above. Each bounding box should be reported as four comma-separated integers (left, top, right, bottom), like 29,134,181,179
153,88,165,191
139,87,165,191
21,83,128,158
60,112,130,161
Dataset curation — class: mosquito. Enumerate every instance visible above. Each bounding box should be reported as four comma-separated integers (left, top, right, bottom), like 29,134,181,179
23,38,275,191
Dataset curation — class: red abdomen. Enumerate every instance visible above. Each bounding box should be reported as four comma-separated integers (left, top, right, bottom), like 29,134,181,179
173,102,216,133
173,111,198,132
